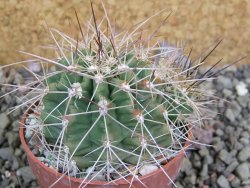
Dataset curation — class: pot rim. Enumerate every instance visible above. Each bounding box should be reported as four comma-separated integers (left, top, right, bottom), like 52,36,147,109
19,108,192,186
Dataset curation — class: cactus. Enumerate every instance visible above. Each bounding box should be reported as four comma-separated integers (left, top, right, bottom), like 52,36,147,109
41,47,193,169
0,3,230,187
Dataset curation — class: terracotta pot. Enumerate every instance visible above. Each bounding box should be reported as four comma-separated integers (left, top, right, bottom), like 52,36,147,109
19,111,191,188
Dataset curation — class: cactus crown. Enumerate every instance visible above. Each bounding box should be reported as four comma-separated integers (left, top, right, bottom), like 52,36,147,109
1,4,222,187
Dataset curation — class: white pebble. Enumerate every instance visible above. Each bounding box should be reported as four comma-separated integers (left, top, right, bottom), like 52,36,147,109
139,164,158,176
5,171,11,178
236,82,248,96
25,127,33,138
28,62,41,73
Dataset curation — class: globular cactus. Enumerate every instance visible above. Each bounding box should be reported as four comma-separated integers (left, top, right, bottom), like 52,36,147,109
1,4,222,186
41,48,193,169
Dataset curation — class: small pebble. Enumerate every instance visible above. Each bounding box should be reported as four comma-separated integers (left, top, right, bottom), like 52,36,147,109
230,177,241,187
217,175,230,188
218,149,233,165
235,82,248,96
235,163,250,180
225,161,239,175
139,164,158,176
0,113,10,130
16,166,36,184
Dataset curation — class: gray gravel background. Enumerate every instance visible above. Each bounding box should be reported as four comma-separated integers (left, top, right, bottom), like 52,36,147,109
176,65,250,188
0,65,249,188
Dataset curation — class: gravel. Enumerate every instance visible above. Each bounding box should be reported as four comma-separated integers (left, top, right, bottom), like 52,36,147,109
235,82,248,96
218,149,233,165
217,175,230,188
0,113,10,130
175,65,250,187
225,161,239,175
216,76,233,90
238,147,250,162
0,65,250,187
0,147,13,161
0,68,38,188
16,166,36,184
235,163,250,181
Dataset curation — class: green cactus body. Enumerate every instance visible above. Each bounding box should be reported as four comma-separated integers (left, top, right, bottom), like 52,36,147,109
40,51,193,169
